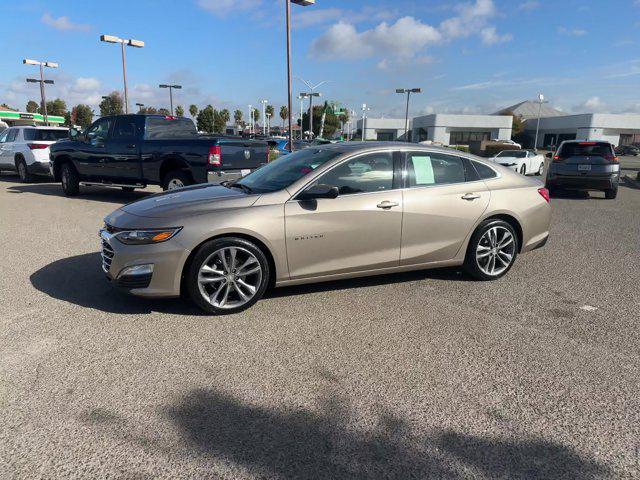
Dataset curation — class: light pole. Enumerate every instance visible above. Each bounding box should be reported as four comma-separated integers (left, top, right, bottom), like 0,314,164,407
533,93,549,151
159,84,181,115
100,35,145,114
135,103,144,113
298,91,321,139
260,99,269,136
248,105,253,135
396,88,421,141
23,59,58,126
286,1,315,150
266,112,272,135
361,104,371,141
298,95,305,140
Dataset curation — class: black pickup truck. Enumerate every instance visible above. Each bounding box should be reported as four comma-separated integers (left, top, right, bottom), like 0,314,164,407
49,114,269,196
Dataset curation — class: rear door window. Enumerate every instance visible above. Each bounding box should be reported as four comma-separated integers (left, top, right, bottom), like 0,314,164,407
23,129,68,141
472,161,498,179
112,118,139,139
559,142,614,157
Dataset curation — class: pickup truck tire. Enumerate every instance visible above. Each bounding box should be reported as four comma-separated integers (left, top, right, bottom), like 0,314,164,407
162,170,191,191
61,163,80,196
16,157,33,183
186,237,270,315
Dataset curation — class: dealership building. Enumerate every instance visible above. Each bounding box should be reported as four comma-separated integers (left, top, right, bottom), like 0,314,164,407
411,114,512,145
523,113,640,148
356,117,411,141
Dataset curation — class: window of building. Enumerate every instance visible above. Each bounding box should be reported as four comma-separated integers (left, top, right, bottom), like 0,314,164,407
449,131,491,146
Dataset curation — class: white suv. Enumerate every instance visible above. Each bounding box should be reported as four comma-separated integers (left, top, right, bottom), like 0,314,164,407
0,126,68,182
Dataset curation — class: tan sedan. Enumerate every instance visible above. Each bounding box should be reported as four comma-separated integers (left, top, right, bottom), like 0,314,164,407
101,143,551,314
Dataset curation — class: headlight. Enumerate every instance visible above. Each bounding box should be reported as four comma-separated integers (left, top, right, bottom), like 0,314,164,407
114,227,182,245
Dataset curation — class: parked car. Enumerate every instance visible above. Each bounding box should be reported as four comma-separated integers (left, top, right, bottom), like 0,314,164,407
100,142,551,314
273,139,309,156
615,144,639,156
545,140,620,199
0,126,68,181
491,149,545,176
492,139,522,149
49,115,269,196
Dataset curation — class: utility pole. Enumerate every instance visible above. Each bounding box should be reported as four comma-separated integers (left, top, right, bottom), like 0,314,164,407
159,84,182,115
396,88,421,141
100,35,145,114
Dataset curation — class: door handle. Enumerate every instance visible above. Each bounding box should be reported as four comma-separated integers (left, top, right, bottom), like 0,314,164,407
461,193,480,201
126,144,136,149
376,201,399,209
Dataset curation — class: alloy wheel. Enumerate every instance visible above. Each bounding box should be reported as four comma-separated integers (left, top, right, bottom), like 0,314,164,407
167,178,184,190
18,162,26,180
476,226,515,276
197,246,263,310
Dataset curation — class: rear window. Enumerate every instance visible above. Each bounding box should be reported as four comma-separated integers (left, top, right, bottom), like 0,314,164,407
144,116,197,139
500,150,527,158
472,161,498,179
23,129,68,141
559,142,613,158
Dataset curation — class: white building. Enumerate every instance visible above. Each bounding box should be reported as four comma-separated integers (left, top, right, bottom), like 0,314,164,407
411,114,513,145
524,114,640,148
356,117,411,141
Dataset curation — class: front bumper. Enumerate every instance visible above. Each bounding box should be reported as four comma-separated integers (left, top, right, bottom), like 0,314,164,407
100,229,190,297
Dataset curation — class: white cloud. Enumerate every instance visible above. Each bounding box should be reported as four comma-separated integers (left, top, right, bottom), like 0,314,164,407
480,27,513,45
439,0,496,40
41,13,91,32
293,6,397,29
73,78,100,92
197,0,262,17
558,27,587,37
519,1,540,11
573,96,608,113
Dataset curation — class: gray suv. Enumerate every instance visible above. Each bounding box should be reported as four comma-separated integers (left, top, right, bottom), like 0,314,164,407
546,140,620,199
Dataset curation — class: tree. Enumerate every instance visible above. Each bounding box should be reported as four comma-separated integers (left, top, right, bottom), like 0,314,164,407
71,104,93,128
100,91,124,116
157,108,171,116
234,109,244,124
138,106,158,114
213,109,226,133
26,100,39,113
64,111,72,127
279,106,288,128
175,105,185,117
251,107,260,124
197,105,215,133
302,102,339,138
44,98,67,116
220,109,230,125
189,104,198,118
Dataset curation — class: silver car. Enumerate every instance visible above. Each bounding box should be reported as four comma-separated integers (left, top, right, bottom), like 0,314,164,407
101,143,551,314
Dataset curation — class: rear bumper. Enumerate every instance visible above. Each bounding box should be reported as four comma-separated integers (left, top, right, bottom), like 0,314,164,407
547,173,619,190
207,169,250,185
28,161,52,176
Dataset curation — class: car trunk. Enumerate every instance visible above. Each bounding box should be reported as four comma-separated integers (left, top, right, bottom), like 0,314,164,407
554,142,618,176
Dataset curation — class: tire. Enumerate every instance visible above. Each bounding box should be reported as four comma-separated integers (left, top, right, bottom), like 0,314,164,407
604,187,618,200
121,187,135,193
61,163,80,196
463,219,519,281
186,237,270,315
537,162,544,176
16,158,33,183
162,170,191,191
519,164,527,175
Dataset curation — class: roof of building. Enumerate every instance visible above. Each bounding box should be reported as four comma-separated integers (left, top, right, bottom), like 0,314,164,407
494,101,566,119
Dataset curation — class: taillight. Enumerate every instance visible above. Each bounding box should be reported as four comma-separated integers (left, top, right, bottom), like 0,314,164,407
208,145,221,166
552,155,563,162
28,143,48,150
538,187,550,203
605,155,619,163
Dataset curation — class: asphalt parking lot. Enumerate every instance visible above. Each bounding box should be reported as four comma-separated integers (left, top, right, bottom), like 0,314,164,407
1,162,639,479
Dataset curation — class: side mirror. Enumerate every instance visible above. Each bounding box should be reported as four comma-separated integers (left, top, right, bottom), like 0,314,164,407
545,152,552,158
69,128,80,139
298,183,339,200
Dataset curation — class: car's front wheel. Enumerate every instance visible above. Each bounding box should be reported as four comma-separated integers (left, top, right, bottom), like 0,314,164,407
186,237,270,314
464,219,518,281
604,187,618,199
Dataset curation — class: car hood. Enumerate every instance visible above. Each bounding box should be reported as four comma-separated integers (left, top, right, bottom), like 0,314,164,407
495,157,523,164
108,184,258,223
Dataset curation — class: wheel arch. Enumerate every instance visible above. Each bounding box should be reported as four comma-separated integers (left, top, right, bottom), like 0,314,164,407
51,155,75,181
159,155,194,184
479,213,524,253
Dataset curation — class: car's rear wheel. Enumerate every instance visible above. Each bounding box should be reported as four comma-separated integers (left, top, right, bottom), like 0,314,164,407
187,237,270,314
16,157,33,183
604,187,618,199
162,170,191,191
537,162,544,176
61,163,80,196
464,219,518,281
519,164,527,175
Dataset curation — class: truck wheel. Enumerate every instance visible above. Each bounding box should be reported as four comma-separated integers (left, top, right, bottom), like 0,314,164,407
186,237,270,314
16,157,33,183
61,163,80,196
604,187,618,200
162,170,191,191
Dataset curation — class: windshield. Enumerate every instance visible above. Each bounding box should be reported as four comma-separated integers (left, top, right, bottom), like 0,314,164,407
23,129,68,141
499,150,526,158
236,148,342,193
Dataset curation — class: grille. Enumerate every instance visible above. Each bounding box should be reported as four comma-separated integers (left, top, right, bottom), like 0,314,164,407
101,238,115,273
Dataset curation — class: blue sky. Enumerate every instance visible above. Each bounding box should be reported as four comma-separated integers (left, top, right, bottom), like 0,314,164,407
1,0,639,120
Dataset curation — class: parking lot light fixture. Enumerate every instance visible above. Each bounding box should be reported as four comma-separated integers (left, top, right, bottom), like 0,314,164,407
361,104,371,141
534,93,549,152
396,88,421,141
135,103,145,113
23,58,58,126
100,34,145,114
260,100,269,135
159,84,182,115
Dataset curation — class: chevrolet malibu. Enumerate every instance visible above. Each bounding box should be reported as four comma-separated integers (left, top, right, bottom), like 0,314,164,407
101,143,551,314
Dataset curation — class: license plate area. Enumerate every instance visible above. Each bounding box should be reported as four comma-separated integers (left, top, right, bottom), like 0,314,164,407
578,164,591,171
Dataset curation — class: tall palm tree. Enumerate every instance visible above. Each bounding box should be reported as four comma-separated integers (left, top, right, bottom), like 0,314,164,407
279,106,288,129
189,104,198,118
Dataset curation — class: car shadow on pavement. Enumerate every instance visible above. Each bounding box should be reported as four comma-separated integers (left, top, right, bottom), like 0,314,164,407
153,387,611,479
1,175,152,205
30,252,203,315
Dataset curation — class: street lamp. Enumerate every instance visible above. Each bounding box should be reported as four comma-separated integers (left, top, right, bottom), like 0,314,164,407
533,93,549,151
260,99,269,136
361,104,371,141
135,103,145,113
100,34,145,114
159,84,182,115
286,0,315,150
396,88,421,142
23,59,58,126
298,91,322,139
248,105,254,135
